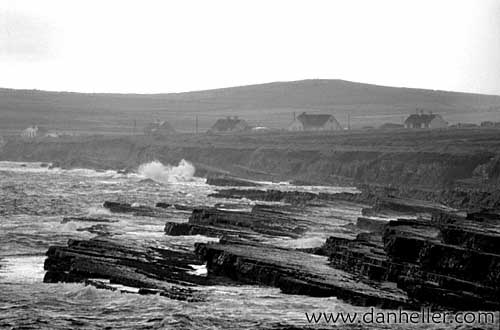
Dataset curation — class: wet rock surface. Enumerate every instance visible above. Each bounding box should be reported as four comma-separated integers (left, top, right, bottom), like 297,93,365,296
43,237,209,301
44,190,500,312
103,201,170,217
61,216,118,224
368,195,456,216
206,175,261,187
164,205,308,239
209,188,372,206
194,240,412,309
318,209,500,311
209,189,320,205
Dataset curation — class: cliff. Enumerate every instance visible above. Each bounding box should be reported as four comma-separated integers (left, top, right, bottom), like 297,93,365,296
1,129,500,205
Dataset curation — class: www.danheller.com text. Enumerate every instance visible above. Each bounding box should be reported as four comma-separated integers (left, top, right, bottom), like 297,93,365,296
305,308,498,325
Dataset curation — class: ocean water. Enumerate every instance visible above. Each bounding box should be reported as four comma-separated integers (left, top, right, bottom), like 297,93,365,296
0,161,495,329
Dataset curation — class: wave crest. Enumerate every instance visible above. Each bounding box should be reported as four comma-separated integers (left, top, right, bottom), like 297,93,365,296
137,160,197,184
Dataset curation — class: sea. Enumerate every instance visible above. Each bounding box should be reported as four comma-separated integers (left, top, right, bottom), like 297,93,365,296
0,161,496,329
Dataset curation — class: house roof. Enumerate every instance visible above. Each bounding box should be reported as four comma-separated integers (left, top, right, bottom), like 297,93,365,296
404,114,441,126
211,118,249,132
296,113,337,128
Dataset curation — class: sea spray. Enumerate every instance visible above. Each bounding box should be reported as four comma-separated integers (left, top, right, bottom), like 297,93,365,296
86,206,112,216
137,160,197,184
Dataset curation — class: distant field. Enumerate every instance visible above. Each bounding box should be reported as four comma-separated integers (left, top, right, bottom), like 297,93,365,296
1,79,500,135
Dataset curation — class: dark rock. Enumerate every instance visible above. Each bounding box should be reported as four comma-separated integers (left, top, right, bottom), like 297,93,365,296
206,175,261,187
164,206,307,239
316,209,500,311
210,188,377,207
195,241,413,309
75,224,112,236
466,209,500,222
356,217,388,233
381,218,500,310
372,196,456,215
440,221,500,255
61,216,118,224
209,189,319,205
103,201,169,217
164,221,258,239
155,202,171,209
173,204,195,211
43,237,210,301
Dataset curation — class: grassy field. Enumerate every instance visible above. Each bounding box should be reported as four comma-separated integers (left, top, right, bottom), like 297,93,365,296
1,79,500,136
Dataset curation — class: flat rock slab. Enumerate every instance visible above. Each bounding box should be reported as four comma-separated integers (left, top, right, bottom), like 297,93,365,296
206,175,262,187
195,242,413,309
374,196,456,215
103,201,170,217
165,206,309,239
61,216,119,224
44,237,210,301
440,219,500,255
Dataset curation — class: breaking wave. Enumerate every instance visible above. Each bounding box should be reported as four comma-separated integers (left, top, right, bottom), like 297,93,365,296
137,160,198,184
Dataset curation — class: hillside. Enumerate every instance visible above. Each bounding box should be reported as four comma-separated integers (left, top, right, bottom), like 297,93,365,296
1,79,500,134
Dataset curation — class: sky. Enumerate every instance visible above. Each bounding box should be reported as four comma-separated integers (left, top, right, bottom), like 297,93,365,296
0,0,499,95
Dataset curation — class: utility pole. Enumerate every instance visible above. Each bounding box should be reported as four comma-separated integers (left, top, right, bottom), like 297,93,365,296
347,113,351,130
195,116,199,134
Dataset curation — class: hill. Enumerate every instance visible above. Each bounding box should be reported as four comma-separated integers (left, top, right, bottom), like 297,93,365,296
1,79,500,134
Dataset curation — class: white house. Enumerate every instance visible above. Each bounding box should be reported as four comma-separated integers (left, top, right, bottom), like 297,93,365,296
288,112,342,131
21,126,39,138
404,113,448,129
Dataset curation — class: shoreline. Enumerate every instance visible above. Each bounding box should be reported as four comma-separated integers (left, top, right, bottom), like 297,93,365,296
1,129,499,210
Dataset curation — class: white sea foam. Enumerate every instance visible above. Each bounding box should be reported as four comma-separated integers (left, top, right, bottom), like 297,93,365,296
187,264,207,276
0,256,46,283
137,160,201,184
0,161,52,173
86,206,112,216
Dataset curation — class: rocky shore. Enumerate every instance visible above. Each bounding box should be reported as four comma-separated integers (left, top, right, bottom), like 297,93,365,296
43,186,500,311
43,238,207,301
31,129,500,313
164,205,308,239
318,212,500,310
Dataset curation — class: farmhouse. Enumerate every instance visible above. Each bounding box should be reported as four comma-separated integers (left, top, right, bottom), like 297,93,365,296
208,116,250,133
21,125,49,139
287,112,342,131
404,113,447,129
21,126,63,139
144,120,176,136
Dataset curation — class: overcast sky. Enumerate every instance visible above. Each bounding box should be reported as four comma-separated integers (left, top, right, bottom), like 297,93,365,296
0,0,499,94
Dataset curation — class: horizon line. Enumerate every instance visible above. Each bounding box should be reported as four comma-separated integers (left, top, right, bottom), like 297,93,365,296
0,78,499,98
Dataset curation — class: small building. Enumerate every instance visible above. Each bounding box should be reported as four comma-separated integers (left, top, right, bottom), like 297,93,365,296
403,113,447,129
21,125,38,138
480,121,494,128
21,125,48,139
480,121,500,128
144,120,176,136
287,112,342,131
208,116,250,133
